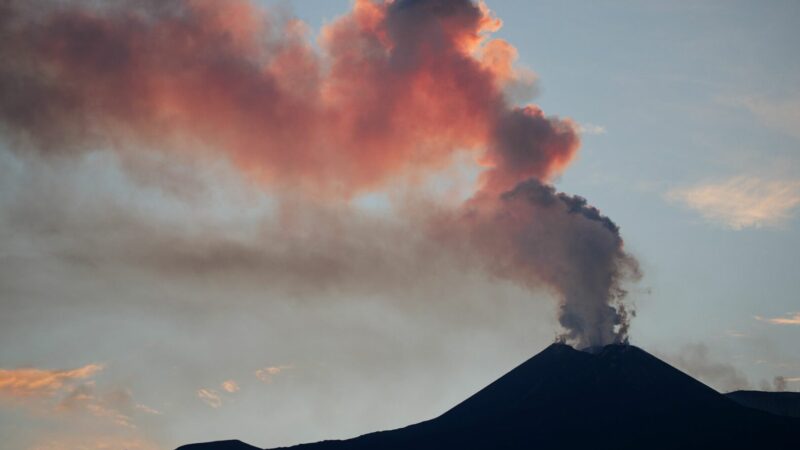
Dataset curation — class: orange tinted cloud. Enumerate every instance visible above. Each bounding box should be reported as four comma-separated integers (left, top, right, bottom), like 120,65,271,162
0,0,639,347
0,363,156,429
755,313,800,325
221,380,240,393
196,388,222,408
0,0,578,197
255,365,292,383
0,364,104,398
58,384,144,428
667,177,800,229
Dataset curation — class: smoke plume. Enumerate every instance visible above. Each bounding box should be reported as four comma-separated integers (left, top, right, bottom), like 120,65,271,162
0,0,639,346
437,180,639,347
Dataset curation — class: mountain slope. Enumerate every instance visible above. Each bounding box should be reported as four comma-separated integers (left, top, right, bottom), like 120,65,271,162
180,344,798,450
727,390,800,418
177,440,261,450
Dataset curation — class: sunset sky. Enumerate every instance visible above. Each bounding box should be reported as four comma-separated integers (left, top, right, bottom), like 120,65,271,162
1,1,799,449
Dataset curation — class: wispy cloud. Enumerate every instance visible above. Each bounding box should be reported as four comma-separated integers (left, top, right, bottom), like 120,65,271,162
56,383,157,428
0,364,104,398
58,383,131,428
667,176,800,229
134,403,162,415
727,94,800,140
0,363,157,430
755,312,800,325
196,388,222,408
576,123,607,135
221,380,239,393
255,365,293,384
198,380,242,408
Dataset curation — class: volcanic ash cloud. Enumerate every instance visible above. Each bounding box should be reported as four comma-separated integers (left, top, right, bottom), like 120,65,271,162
0,0,640,346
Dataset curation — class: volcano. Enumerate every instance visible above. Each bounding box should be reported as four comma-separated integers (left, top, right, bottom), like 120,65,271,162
178,344,797,450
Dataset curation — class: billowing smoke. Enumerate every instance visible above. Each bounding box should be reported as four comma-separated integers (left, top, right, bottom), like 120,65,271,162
437,180,639,348
0,0,639,347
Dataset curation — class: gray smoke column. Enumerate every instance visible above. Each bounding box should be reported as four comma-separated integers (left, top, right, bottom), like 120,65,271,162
442,180,641,348
0,0,640,347
506,181,640,347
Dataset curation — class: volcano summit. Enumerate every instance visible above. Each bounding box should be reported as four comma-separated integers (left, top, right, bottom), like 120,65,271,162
179,344,797,450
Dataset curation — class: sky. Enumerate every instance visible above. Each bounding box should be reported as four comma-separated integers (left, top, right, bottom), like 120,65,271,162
1,1,799,449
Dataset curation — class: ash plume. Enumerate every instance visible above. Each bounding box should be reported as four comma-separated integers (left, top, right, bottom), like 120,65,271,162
0,0,640,346
440,180,639,348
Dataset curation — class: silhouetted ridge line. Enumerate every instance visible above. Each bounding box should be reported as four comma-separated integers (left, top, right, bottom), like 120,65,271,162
726,390,800,418
180,343,797,450
177,440,261,450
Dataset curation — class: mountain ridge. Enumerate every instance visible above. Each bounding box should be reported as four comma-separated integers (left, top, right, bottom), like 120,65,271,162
178,343,797,450
726,390,800,418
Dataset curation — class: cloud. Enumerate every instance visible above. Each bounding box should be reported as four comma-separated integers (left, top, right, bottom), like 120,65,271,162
255,365,293,384
667,176,800,229
221,380,240,393
196,388,222,408
0,0,642,350
0,364,104,399
0,0,577,197
58,383,144,428
576,123,607,135
729,94,800,140
755,312,800,325
134,403,162,415
0,362,157,431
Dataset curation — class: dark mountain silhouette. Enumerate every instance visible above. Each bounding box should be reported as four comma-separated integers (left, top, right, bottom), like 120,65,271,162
726,390,800,418
178,441,261,450
178,344,797,450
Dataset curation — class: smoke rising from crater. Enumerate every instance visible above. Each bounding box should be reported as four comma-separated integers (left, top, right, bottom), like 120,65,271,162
438,180,639,347
0,0,639,346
